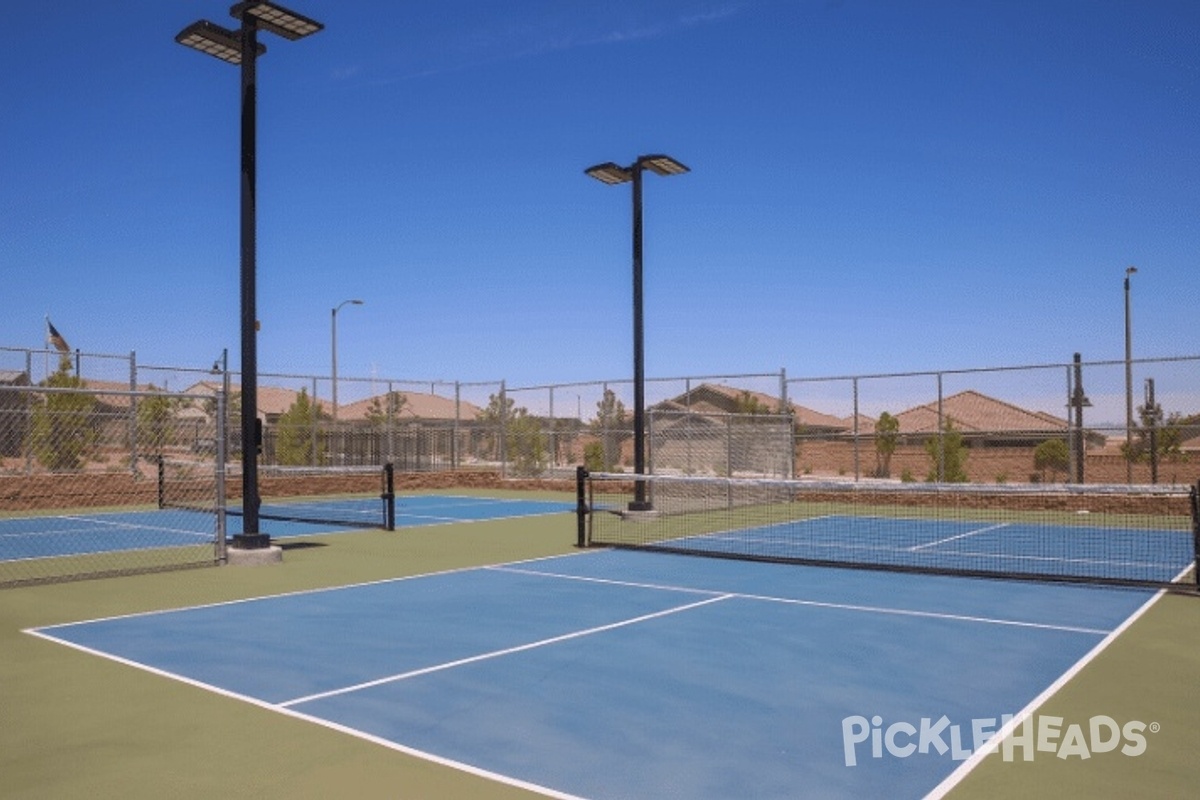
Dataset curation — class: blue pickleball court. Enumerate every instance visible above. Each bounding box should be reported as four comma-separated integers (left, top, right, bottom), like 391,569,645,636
28,547,1166,800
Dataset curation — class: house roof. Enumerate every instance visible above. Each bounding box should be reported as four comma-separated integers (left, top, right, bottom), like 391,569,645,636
894,390,1067,435
337,391,481,422
655,383,848,432
0,371,30,387
840,414,877,436
656,383,1071,440
181,381,480,422
181,381,299,418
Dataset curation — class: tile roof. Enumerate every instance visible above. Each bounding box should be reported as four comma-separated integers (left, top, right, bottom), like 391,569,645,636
336,391,482,422
181,382,479,422
894,390,1067,435
657,383,847,431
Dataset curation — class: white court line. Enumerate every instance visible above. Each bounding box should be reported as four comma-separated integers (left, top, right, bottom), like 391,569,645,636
24,626,589,800
908,522,1010,551
925,578,1179,800
278,593,734,707
489,565,1111,636
0,515,210,540
395,512,478,525
64,515,213,539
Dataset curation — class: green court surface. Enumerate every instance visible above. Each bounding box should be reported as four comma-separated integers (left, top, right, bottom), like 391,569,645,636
2,494,1197,800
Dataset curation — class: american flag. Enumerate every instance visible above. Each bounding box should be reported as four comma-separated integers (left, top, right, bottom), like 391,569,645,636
46,318,70,353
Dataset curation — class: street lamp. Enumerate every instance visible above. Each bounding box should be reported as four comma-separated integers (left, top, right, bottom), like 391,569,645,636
585,154,690,511
331,299,364,420
176,2,324,547
1124,265,1137,484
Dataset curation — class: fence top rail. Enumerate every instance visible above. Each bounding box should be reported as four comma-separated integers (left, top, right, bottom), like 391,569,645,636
509,371,785,393
3,385,218,400
5,345,1198,397
783,354,1200,385
1,346,135,360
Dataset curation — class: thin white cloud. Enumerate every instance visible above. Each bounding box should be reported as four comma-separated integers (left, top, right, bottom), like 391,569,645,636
369,3,745,85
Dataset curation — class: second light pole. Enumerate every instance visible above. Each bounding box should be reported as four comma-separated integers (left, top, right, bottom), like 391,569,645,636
1124,265,1137,484
331,299,363,420
585,154,689,511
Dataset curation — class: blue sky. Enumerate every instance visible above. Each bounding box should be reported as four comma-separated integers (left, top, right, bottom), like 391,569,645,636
2,0,1196,396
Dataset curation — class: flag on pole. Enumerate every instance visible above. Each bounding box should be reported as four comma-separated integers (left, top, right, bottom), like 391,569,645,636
46,318,70,353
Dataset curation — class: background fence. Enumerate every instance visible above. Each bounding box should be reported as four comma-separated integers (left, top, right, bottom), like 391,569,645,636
0,382,222,586
3,347,1198,489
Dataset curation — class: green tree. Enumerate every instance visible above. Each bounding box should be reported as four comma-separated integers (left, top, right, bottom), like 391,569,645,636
275,389,325,466
137,385,178,453
925,416,969,483
734,390,772,415
583,441,606,472
30,359,98,470
1124,401,1188,482
592,389,627,470
873,411,899,478
507,407,548,477
1033,438,1069,483
365,391,407,426
479,392,515,461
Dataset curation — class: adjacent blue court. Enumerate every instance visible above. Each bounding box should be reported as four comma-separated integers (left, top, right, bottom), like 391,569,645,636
28,548,1164,800
394,495,574,527
0,509,216,561
665,515,1194,584
0,495,574,562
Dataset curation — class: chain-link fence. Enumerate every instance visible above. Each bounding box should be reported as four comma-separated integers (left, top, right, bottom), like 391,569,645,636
0,381,223,587
3,347,1197,490
786,355,1200,485
648,409,794,478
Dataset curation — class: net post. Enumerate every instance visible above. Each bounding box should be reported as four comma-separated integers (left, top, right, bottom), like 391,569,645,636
383,462,396,531
156,455,166,509
1191,481,1200,586
575,465,589,547
215,387,227,563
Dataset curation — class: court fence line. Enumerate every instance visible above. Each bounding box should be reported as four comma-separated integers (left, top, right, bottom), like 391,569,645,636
2,347,1198,488
0,384,225,587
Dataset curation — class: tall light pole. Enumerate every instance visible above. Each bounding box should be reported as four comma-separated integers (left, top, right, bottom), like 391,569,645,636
1124,265,1137,484
331,299,364,420
176,2,324,547
585,154,689,511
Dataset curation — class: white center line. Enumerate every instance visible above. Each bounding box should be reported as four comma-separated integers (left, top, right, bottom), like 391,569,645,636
278,593,734,708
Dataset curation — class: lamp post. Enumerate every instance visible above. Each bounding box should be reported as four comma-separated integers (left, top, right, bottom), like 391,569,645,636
1124,266,1137,484
331,299,364,420
585,155,689,511
176,2,324,547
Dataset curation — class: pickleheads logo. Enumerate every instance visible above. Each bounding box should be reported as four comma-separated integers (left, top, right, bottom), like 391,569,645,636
841,714,1157,767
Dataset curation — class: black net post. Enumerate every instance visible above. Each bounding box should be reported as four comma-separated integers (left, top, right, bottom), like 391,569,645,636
382,463,395,531
576,466,589,548
1191,482,1200,586
156,455,165,509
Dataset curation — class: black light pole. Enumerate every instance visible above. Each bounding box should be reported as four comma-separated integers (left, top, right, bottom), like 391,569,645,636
331,299,364,420
177,2,324,547
1124,265,1137,484
585,155,689,511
